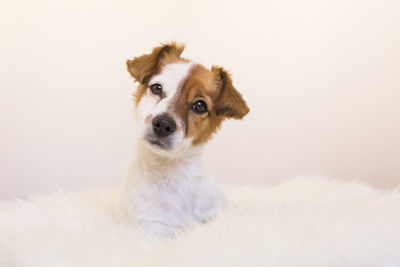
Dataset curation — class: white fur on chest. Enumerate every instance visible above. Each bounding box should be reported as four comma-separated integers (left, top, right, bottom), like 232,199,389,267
121,143,225,236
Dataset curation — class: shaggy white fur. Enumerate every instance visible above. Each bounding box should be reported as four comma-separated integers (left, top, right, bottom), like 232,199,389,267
1,176,400,267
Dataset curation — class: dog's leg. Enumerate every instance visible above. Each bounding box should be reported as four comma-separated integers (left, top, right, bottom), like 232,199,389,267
191,179,227,223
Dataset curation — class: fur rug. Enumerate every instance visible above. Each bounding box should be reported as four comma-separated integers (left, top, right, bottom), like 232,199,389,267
1,176,400,267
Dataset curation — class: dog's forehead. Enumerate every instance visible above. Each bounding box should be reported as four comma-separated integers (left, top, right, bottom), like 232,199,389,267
149,61,194,98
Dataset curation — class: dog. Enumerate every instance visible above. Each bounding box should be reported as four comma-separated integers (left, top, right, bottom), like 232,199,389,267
120,42,249,237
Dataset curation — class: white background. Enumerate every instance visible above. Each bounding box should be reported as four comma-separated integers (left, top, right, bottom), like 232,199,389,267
1,0,399,199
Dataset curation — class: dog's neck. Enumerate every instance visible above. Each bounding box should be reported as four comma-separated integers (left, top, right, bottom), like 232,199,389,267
127,140,204,184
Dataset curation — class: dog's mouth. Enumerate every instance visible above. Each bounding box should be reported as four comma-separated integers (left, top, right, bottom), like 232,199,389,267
148,139,166,149
145,134,171,150
144,131,173,151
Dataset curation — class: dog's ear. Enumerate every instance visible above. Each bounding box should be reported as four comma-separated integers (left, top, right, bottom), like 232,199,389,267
212,66,249,119
127,42,185,84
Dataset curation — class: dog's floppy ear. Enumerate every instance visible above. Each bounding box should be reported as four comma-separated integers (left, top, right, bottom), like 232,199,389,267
212,66,249,119
127,42,185,84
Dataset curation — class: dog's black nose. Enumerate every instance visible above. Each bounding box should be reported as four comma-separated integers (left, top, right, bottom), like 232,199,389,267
152,115,176,137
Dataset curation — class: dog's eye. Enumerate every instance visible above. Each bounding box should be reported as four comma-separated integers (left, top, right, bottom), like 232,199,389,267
149,84,163,96
191,100,208,114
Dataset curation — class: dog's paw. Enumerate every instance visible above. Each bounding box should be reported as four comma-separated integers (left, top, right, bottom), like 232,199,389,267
192,195,227,223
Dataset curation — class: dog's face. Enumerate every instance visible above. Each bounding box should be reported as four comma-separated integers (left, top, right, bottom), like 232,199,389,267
127,42,249,155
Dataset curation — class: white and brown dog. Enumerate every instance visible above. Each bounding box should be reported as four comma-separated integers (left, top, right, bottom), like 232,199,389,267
120,42,249,237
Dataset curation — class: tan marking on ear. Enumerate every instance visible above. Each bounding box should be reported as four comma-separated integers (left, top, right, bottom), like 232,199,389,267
212,66,249,119
127,42,185,83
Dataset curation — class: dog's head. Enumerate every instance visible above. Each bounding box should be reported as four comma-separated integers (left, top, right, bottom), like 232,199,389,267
127,42,249,156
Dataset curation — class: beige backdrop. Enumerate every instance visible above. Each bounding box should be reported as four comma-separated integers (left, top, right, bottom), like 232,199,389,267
1,0,399,200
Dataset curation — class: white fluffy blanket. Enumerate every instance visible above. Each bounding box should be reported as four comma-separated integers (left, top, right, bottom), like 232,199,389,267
1,176,400,267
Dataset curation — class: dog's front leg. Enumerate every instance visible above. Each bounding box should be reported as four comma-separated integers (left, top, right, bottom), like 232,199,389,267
191,179,227,223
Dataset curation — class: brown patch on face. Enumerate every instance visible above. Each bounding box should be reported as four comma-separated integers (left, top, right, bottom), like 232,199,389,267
172,64,250,146
126,42,187,106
